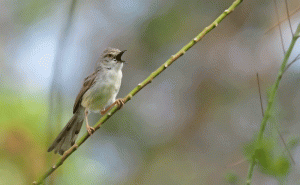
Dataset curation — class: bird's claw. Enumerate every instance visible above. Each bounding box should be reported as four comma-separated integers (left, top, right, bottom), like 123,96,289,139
100,109,106,115
115,98,124,109
86,125,95,135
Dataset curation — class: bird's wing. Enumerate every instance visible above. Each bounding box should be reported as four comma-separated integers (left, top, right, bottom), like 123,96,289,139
73,70,99,113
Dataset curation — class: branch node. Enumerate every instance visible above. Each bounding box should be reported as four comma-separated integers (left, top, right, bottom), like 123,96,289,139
52,165,56,169
33,181,37,185
225,9,230,13
107,113,111,116
73,144,78,150
214,22,218,27
138,83,142,87
164,64,168,68
193,37,198,42
127,95,132,100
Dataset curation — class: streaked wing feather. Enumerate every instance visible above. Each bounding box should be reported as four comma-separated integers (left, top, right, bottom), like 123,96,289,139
73,70,99,113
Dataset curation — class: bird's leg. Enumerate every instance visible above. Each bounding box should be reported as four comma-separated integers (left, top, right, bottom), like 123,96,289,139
100,98,125,115
85,109,95,135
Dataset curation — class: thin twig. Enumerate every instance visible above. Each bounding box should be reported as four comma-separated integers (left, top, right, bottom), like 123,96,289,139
246,24,300,185
276,127,296,164
256,73,264,117
273,0,286,54
284,54,300,72
284,0,294,36
265,5,300,35
33,0,244,184
227,158,247,168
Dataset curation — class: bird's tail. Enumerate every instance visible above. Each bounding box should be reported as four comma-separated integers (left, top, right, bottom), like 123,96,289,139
47,107,84,155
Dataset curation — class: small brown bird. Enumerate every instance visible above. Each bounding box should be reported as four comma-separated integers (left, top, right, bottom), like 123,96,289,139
48,48,126,155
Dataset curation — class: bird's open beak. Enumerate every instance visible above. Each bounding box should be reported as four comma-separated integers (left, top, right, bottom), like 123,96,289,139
116,50,126,62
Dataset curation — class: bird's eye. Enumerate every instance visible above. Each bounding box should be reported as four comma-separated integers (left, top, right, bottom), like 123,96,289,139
107,54,113,58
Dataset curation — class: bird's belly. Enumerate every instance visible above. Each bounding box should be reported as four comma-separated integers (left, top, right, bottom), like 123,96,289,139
81,81,118,113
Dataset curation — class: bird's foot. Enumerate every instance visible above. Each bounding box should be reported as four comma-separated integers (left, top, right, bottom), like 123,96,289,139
100,109,107,115
86,125,95,135
100,98,125,115
115,98,125,109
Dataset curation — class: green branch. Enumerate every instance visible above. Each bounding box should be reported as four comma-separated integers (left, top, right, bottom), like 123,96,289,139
33,0,244,184
246,24,300,185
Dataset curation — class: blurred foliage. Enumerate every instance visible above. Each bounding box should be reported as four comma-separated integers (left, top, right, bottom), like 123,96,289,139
224,171,239,184
14,0,59,26
0,90,48,184
139,5,186,53
243,130,295,179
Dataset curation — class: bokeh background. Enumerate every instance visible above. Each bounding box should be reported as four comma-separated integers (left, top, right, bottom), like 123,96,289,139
1,0,300,184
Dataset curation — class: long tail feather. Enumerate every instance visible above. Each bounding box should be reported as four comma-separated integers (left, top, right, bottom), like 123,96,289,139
47,107,84,155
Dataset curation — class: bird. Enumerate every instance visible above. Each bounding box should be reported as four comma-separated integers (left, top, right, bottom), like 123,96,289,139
47,47,126,155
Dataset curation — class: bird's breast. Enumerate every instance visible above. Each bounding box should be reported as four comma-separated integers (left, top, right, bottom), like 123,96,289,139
81,70,122,112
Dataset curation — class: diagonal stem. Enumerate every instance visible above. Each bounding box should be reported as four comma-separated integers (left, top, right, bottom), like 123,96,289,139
246,24,300,185
33,0,244,184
